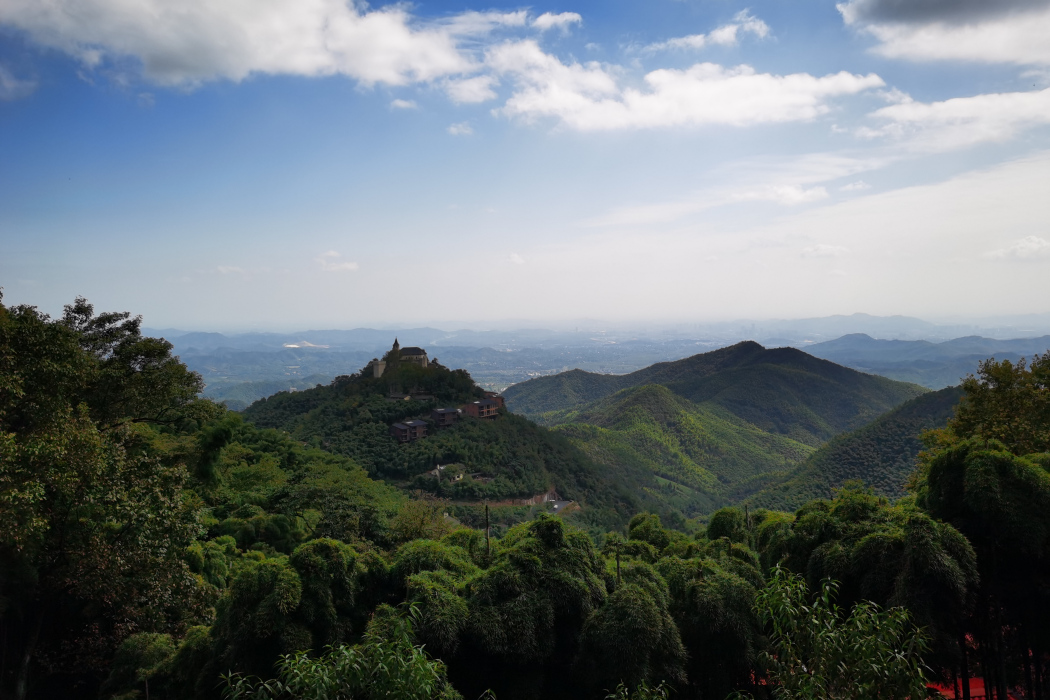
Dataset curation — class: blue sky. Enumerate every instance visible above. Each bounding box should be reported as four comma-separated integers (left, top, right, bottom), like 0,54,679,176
2,0,1049,330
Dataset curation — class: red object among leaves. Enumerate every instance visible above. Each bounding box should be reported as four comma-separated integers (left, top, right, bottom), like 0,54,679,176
927,678,1022,700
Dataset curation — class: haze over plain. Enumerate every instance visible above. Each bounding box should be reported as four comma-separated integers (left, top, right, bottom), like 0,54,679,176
2,0,1049,328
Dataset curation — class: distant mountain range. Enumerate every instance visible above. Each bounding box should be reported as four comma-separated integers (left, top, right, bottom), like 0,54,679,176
146,316,1050,405
804,333,1050,388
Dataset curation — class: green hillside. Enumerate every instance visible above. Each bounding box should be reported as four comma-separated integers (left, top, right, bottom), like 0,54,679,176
242,359,639,530
508,341,927,447
552,384,814,517
742,385,964,511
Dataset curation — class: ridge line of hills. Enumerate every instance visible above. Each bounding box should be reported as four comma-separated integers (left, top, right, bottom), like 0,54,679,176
243,340,943,528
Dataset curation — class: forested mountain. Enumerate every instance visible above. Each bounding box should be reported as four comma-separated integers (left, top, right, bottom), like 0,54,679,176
742,385,964,511
241,356,638,531
500,342,926,517
6,296,1050,700
551,385,814,517
506,341,927,446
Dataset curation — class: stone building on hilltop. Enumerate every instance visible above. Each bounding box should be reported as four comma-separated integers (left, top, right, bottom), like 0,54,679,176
370,338,429,378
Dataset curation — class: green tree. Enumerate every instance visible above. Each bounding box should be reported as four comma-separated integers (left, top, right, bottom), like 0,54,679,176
222,605,461,700
753,567,928,700
0,297,209,699
947,353,1050,455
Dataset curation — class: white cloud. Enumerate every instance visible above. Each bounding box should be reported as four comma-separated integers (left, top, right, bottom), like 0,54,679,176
532,12,582,33
445,75,499,104
839,0,1050,65
440,10,528,37
801,244,849,258
489,41,884,131
588,152,886,227
447,121,474,135
985,235,1050,260
217,265,245,274
840,180,871,191
317,251,359,272
738,185,829,206
0,64,36,100
645,10,770,52
862,87,1050,151
0,0,478,87
509,252,526,264
390,98,417,109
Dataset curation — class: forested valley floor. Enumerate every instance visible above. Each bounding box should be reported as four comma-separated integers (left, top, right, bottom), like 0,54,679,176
3,296,1050,700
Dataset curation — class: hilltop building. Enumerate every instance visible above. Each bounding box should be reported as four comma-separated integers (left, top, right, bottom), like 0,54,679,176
370,338,429,377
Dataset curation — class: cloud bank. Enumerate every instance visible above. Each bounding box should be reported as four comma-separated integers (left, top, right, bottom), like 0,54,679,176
490,42,883,130
839,0,1050,65
0,0,481,87
863,87,1050,151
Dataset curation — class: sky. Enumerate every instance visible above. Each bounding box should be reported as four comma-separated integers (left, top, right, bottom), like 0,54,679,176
1,0,1049,331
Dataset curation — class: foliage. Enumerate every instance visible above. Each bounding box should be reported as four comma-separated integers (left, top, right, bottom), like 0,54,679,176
754,567,929,700
506,341,926,446
243,374,636,532
604,680,672,700
744,386,963,511
0,297,209,698
553,385,813,520
221,606,461,700
949,352,1050,454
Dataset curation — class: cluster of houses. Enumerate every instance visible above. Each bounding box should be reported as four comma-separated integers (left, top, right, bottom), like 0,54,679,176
388,392,505,443
370,339,506,444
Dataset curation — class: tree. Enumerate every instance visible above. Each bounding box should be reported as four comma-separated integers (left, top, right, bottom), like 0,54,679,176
221,606,461,700
752,567,928,700
947,353,1050,455
0,298,208,699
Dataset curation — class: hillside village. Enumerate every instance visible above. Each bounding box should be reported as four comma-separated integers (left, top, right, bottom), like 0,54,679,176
373,338,506,443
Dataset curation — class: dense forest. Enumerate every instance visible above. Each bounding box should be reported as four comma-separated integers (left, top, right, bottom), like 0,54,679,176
505,343,929,519
3,296,1050,700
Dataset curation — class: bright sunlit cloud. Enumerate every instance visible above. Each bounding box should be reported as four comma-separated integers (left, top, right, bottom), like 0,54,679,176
643,11,770,52
861,87,1050,151
490,41,884,130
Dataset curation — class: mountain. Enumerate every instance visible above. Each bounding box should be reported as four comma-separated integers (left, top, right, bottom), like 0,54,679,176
240,359,639,530
804,333,1050,388
552,384,814,516
742,385,964,511
506,341,927,447
500,342,928,517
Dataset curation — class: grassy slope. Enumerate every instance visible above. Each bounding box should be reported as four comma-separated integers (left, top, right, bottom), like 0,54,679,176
512,341,927,446
741,385,964,511
552,384,815,517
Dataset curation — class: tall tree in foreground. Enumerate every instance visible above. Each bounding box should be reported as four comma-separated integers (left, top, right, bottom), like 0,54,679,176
749,567,928,700
0,296,209,699
913,351,1050,700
